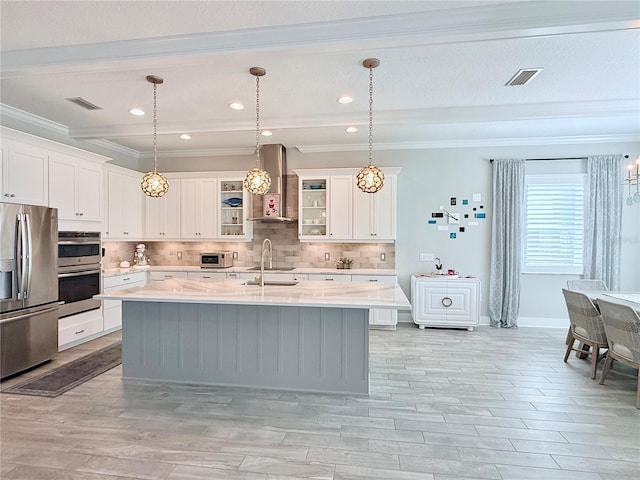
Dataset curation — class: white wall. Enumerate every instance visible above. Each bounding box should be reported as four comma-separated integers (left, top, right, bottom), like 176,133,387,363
288,142,640,325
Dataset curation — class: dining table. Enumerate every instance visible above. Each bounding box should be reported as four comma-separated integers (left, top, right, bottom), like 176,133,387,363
590,292,640,315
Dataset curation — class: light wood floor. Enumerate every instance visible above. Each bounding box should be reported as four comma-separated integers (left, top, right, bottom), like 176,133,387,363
1,324,639,480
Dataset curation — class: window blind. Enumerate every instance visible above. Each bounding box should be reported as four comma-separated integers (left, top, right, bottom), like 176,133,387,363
524,174,586,274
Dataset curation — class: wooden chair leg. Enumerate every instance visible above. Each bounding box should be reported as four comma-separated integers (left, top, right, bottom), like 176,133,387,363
565,327,571,345
590,346,599,379
564,334,574,363
599,354,614,385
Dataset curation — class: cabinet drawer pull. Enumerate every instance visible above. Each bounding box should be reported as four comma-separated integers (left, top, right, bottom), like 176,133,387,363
441,297,453,308
325,278,334,281
74,329,85,335
122,277,131,281
164,275,172,278
368,279,378,282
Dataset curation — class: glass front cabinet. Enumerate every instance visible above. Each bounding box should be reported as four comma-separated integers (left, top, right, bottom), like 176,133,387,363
298,177,328,240
219,178,252,240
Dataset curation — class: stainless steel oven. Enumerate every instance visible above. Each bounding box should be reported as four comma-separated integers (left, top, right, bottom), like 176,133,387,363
57,232,101,318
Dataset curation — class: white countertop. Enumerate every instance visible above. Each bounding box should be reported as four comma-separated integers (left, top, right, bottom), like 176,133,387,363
95,277,411,310
102,265,397,278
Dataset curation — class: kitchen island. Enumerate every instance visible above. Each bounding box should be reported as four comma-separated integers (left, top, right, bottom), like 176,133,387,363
96,278,410,394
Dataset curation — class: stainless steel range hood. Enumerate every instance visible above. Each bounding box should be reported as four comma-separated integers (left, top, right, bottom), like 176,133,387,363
248,144,297,223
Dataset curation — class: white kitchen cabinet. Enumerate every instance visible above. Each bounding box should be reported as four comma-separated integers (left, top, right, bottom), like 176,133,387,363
187,271,227,280
295,168,399,242
352,274,398,328
49,153,103,227
307,273,352,281
105,169,143,240
328,175,353,240
353,173,396,241
180,178,217,238
411,275,481,331
296,173,352,241
145,179,181,239
58,308,104,350
149,270,189,282
298,177,328,239
219,178,252,240
1,139,49,206
103,271,147,331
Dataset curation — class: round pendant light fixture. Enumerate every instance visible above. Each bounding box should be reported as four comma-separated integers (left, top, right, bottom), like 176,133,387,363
141,75,169,198
243,67,272,195
356,58,384,194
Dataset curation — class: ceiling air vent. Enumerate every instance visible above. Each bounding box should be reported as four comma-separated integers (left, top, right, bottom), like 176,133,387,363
66,97,103,110
505,68,543,86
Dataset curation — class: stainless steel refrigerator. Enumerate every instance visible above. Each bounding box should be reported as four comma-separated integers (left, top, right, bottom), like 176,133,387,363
1,203,59,379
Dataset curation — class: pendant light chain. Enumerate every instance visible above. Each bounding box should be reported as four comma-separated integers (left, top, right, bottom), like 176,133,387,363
152,80,158,172
255,73,261,167
368,64,374,166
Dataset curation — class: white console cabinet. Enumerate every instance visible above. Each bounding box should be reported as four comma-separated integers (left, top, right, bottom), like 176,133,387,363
411,275,480,331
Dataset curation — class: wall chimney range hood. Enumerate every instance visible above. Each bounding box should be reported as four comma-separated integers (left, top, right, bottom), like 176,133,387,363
248,144,297,223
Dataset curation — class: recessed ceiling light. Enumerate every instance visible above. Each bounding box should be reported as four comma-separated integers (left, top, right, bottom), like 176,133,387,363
345,127,358,133
180,134,191,140
261,130,273,137
337,96,353,104
129,108,145,116
229,103,244,110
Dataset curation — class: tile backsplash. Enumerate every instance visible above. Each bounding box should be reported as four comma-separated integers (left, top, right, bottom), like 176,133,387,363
102,175,395,270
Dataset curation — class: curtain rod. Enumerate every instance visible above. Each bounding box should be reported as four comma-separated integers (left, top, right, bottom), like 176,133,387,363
489,155,629,163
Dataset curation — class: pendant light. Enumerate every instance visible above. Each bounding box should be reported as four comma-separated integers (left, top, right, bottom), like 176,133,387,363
141,75,169,197
243,67,272,195
356,58,385,194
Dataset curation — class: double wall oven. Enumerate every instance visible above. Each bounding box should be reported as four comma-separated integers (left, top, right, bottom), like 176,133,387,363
57,231,101,318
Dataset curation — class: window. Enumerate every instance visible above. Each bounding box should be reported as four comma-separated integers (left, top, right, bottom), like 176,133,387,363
523,174,586,274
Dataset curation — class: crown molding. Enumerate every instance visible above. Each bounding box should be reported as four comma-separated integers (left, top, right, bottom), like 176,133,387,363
84,139,142,159
296,134,640,153
138,147,254,158
0,103,69,136
3,1,637,73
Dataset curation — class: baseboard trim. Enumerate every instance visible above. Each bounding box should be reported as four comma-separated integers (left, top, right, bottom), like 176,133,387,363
398,312,568,329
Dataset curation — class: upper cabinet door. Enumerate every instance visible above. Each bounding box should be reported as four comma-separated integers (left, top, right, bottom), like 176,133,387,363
2,140,49,206
145,180,181,239
298,177,329,240
328,175,353,240
180,178,218,239
49,154,103,224
353,173,396,241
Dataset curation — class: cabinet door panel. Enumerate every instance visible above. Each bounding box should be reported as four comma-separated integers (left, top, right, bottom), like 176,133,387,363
3,142,49,206
49,158,76,219
328,175,352,240
373,176,395,240
199,179,217,237
77,165,102,221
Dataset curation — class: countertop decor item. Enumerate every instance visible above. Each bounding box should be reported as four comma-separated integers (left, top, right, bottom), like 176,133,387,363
222,197,243,207
243,67,272,195
356,58,384,194
141,75,169,197
336,257,353,269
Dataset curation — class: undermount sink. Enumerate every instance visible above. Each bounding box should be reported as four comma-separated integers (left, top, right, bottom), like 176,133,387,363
246,266,296,271
243,280,299,286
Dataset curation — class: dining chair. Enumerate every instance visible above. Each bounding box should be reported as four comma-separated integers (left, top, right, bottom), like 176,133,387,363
564,280,609,345
562,288,609,379
597,299,640,409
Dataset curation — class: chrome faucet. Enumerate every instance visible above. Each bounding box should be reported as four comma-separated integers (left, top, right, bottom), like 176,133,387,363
259,238,273,287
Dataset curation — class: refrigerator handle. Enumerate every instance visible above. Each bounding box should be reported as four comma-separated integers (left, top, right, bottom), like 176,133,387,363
24,213,33,299
15,214,26,300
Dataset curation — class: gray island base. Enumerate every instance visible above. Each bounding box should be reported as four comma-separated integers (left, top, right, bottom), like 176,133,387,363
122,301,369,394
97,277,411,395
